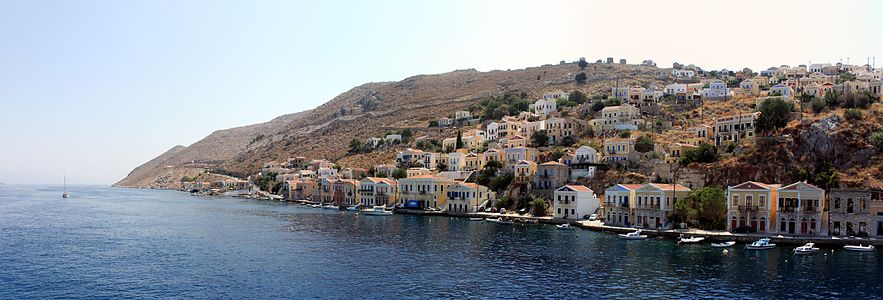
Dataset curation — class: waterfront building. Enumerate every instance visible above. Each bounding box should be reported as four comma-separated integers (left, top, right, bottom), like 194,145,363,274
603,184,642,226
726,181,780,233
445,182,495,214
397,175,455,210
359,177,398,207
829,188,874,237
553,185,599,220
776,182,826,236
634,183,691,229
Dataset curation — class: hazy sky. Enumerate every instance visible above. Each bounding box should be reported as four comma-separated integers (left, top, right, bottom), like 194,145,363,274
1,0,881,184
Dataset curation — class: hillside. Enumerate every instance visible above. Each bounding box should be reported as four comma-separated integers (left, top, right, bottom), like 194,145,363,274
116,62,664,187
113,112,306,188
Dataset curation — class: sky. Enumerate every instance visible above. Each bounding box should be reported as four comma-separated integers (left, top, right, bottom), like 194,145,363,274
1,0,882,185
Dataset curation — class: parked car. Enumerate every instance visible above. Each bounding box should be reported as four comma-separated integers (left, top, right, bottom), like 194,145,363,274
588,214,598,221
733,226,756,234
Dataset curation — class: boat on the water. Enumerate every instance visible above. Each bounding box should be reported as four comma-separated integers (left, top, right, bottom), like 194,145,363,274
468,217,484,221
843,244,876,252
677,235,705,244
62,175,70,199
346,205,361,211
711,241,736,248
746,238,776,250
308,204,321,208
485,218,513,225
322,204,338,210
556,223,575,230
794,243,819,255
361,206,393,216
618,229,648,240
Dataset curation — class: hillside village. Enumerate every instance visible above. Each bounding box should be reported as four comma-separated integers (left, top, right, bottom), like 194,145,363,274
180,58,883,239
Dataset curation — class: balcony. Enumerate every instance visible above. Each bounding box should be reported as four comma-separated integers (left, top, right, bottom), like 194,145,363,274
780,206,795,212
803,206,818,213
738,205,759,211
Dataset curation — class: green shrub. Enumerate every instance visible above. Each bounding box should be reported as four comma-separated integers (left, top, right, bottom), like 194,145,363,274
844,109,862,121
811,98,826,113
870,132,883,152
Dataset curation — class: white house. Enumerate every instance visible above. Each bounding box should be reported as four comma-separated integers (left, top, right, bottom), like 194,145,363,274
768,83,795,100
543,90,567,100
553,185,600,220
317,167,338,179
385,134,403,143
366,137,383,148
574,146,598,164
534,98,557,117
486,122,500,141
439,117,454,127
701,80,729,99
672,69,695,78
455,110,471,120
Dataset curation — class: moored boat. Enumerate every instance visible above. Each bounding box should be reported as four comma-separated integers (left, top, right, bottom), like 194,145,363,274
677,235,705,244
485,218,513,225
618,229,648,240
793,243,819,255
843,244,876,252
746,238,776,250
468,217,484,221
711,241,736,248
322,204,338,210
346,205,361,211
360,206,393,216
556,224,575,230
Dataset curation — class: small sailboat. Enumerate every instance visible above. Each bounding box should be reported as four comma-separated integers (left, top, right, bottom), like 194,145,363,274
843,244,876,252
618,229,648,240
556,223,576,230
62,175,70,198
793,243,820,255
746,238,776,250
711,241,736,248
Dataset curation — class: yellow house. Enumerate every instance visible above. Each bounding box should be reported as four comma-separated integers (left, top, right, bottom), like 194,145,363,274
666,142,698,164
464,152,483,171
513,160,537,184
726,181,780,233
603,184,643,227
397,175,454,209
633,183,692,229
507,135,527,148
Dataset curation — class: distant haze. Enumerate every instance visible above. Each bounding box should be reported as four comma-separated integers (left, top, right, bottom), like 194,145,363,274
1,0,881,184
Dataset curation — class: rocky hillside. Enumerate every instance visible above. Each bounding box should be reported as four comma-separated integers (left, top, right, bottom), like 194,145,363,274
113,112,305,188
116,62,664,187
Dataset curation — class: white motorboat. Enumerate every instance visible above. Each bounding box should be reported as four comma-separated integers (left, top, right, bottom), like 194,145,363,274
711,241,736,248
677,235,706,244
485,218,513,225
793,243,820,255
468,217,484,221
322,204,338,210
346,205,361,211
746,238,776,250
556,224,575,230
361,206,393,216
618,229,648,240
308,204,321,208
843,244,876,252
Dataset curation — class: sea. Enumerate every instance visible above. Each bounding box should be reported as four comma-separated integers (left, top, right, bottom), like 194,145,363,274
1,185,881,299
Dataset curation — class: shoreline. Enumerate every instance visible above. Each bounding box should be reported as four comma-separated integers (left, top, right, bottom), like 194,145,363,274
241,193,883,247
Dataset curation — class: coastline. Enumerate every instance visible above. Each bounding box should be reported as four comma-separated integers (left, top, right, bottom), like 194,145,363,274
221,191,883,247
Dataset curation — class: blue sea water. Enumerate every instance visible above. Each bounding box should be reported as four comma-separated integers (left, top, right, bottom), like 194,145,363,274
1,185,881,299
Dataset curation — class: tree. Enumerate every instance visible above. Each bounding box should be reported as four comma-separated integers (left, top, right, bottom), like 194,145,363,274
618,130,632,138
392,168,408,179
437,162,448,172
530,130,549,147
811,98,826,113
591,101,606,112
838,72,856,84
844,109,862,121
560,136,576,147
680,143,719,165
869,132,883,152
695,187,727,229
824,89,841,107
575,72,587,84
455,130,463,150
349,138,364,153
531,199,548,216
634,136,654,153
569,90,588,104
578,57,588,70
756,97,793,132
428,120,439,127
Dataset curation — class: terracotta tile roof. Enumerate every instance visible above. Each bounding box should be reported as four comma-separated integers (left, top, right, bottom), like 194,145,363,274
540,161,565,166
646,183,692,191
563,185,592,192
619,184,643,190
730,181,778,190
780,181,822,191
